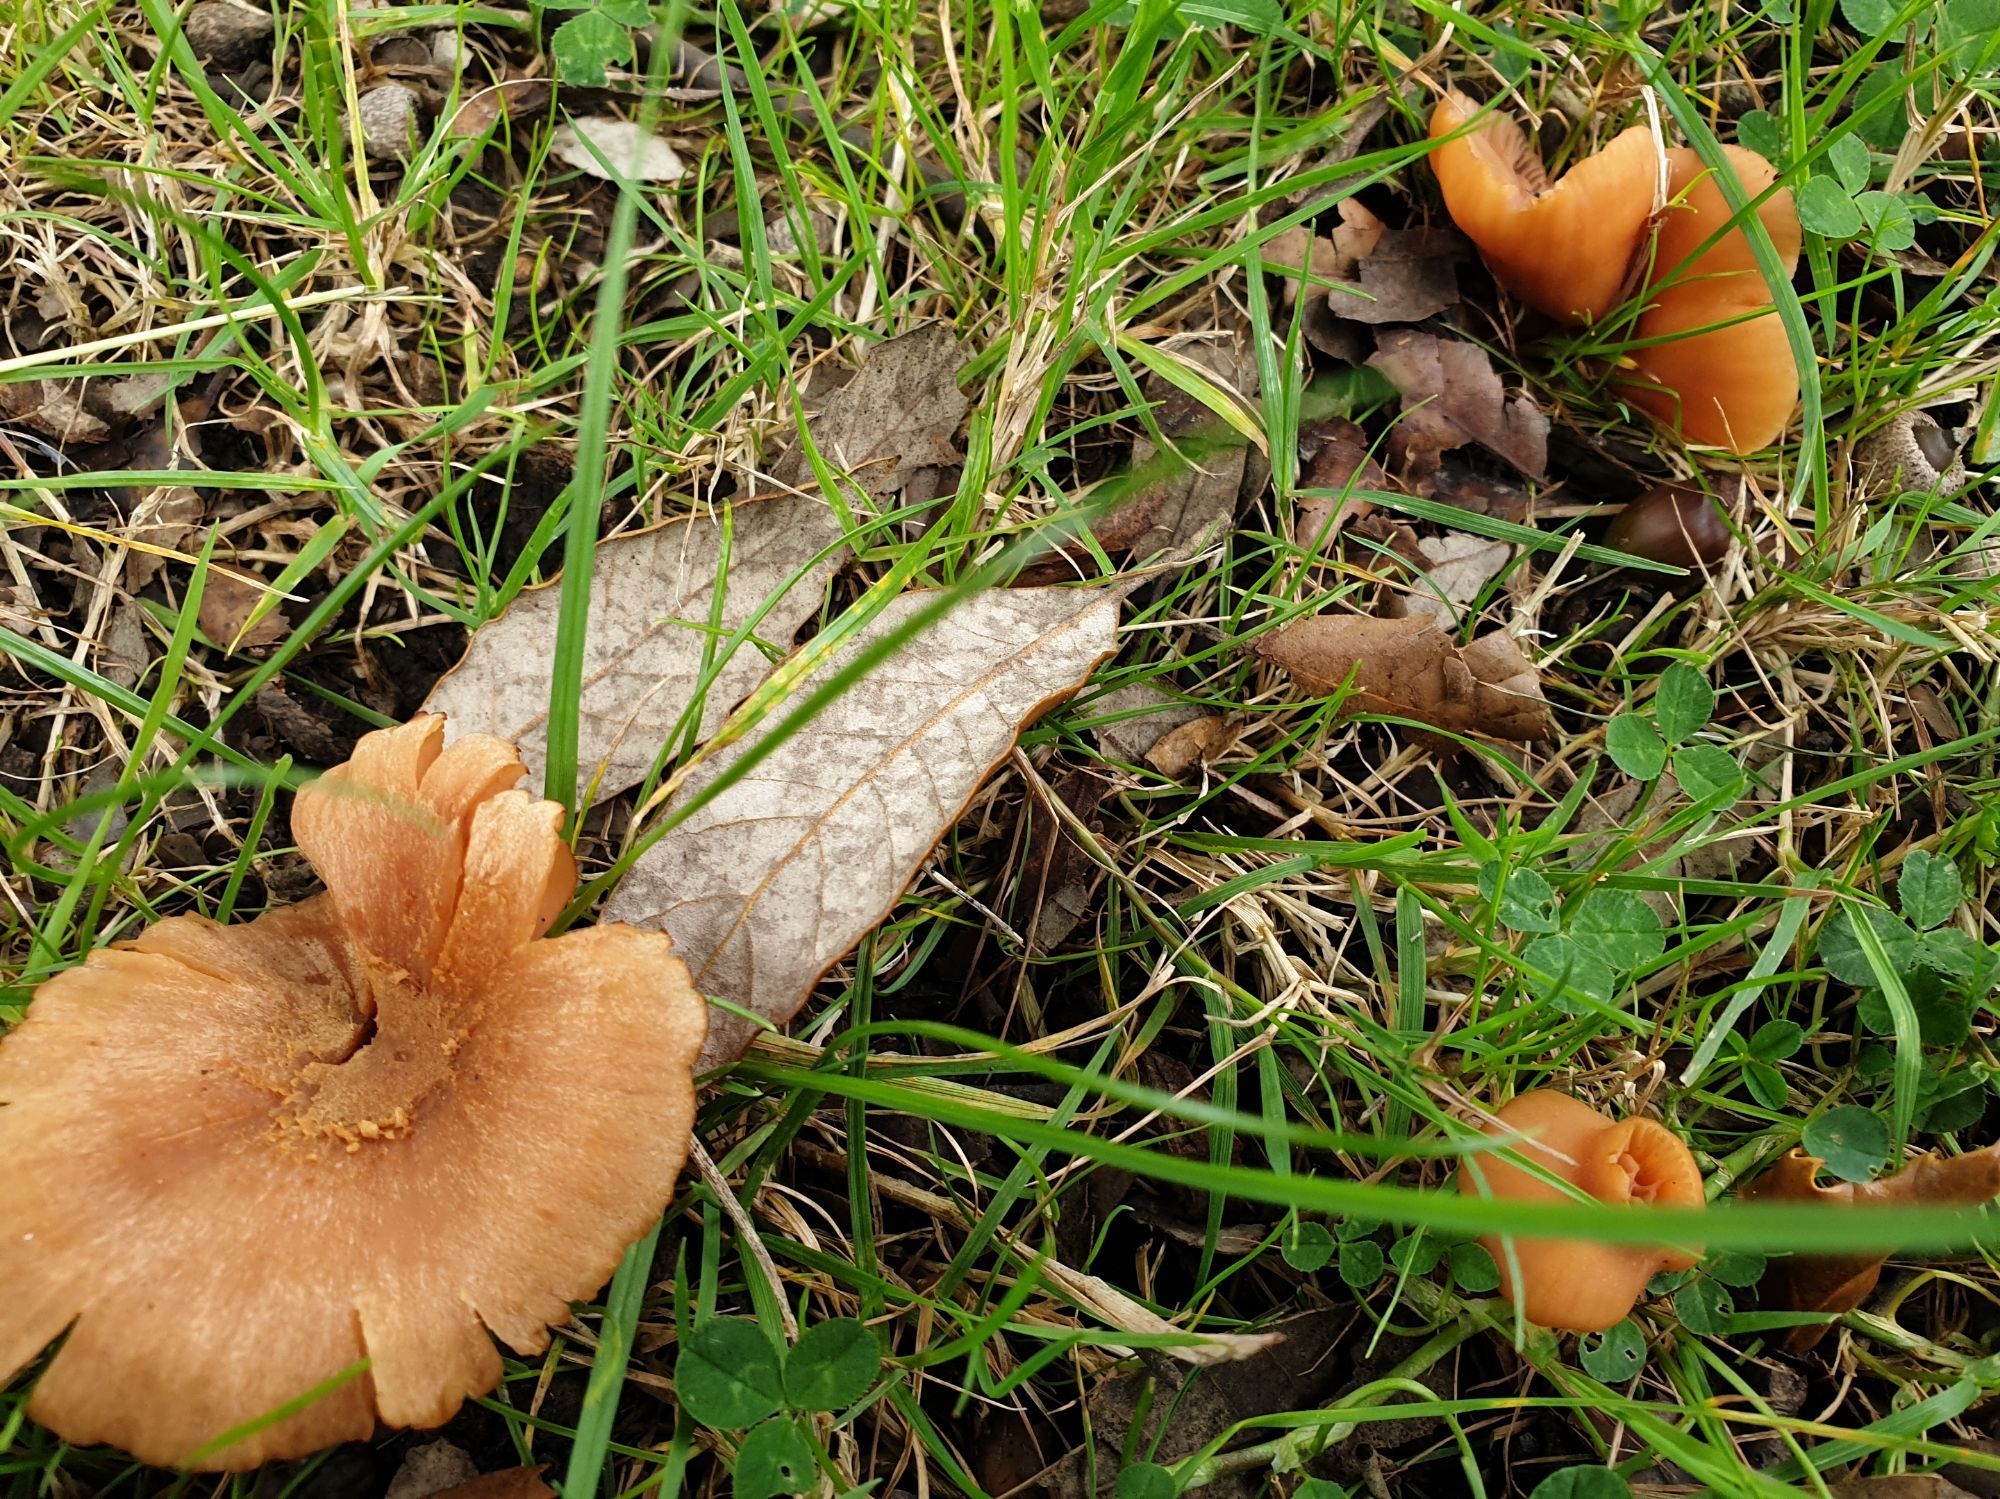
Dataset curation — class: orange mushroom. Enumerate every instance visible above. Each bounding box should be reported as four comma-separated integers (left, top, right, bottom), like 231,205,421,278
1428,91,1659,326
1619,146,1802,453
0,715,707,1469
1463,1090,1706,1332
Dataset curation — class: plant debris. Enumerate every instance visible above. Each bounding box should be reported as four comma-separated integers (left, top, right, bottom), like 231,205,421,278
1255,612,1554,741
1366,328,1549,483
1390,534,1514,624
550,117,687,182
607,586,1121,1067
773,323,969,504
423,495,845,803
1316,199,1462,326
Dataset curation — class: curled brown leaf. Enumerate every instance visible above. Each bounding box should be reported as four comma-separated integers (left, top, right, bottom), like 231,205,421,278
1741,1145,2000,1352
1253,613,1553,742
1366,329,1548,484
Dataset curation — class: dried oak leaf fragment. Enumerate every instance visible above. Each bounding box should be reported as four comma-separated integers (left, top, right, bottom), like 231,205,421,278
1619,146,1801,454
1317,199,1462,327
1391,534,1514,624
0,715,706,1470
1367,328,1548,484
198,570,288,654
774,323,969,503
1255,613,1554,742
1294,416,1387,551
1428,91,1658,326
432,1468,557,1499
1463,1090,1705,1332
1740,1145,2000,1353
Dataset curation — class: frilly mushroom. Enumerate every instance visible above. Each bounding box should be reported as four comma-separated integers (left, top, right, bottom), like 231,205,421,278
1854,411,1968,498
0,715,707,1469
1463,1090,1705,1332
1619,146,1802,454
1427,91,1659,326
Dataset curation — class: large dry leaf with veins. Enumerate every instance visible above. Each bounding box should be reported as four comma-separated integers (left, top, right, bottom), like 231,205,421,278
424,494,844,804
1254,613,1553,742
607,586,1121,1067
1367,328,1548,483
1741,1145,2000,1352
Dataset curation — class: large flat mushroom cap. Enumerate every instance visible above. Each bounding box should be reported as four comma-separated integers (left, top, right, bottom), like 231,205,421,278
0,716,706,1470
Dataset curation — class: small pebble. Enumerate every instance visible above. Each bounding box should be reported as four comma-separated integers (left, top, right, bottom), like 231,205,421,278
357,82,421,160
183,0,273,67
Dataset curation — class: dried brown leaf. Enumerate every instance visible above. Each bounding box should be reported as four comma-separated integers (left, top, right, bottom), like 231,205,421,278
606,586,1121,1067
1254,614,1553,742
1392,535,1513,624
1146,715,1231,777
447,77,551,138
1366,329,1548,482
1085,683,1208,765
423,495,844,804
431,1468,556,1499
1262,226,1344,308
1742,1146,2000,1352
1016,326,1259,582
1018,770,1111,954
1294,417,1386,551
198,572,287,654
1320,201,1462,326
0,380,109,445
550,118,685,181
775,324,969,502
1099,327,1261,563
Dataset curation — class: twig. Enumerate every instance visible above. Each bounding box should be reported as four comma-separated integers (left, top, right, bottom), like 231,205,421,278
690,1136,799,1341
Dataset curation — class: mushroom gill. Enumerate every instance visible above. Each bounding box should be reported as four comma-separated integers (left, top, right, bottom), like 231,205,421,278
1619,145,1802,453
1463,1090,1706,1332
0,715,707,1470
1428,90,1659,326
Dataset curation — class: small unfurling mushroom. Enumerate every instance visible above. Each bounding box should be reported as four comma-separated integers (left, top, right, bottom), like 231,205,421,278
0,716,707,1469
1854,411,1968,498
1428,91,1658,326
1463,1090,1705,1332
1741,1145,2000,1353
1619,146,1801,454
1602,480,1739,570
